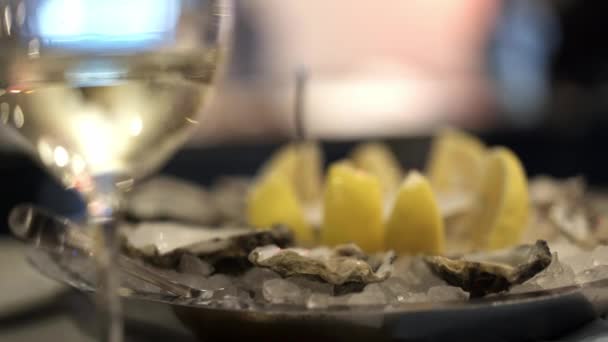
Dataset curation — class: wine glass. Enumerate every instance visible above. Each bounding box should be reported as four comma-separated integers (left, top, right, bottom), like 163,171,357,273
0,0,232,341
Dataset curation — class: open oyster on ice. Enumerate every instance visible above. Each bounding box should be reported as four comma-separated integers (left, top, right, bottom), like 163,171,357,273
424,240,552,297
249,244,395,285
122,222,293,269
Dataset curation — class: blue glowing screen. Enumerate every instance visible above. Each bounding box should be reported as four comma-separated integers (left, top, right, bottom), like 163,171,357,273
35,0,181,51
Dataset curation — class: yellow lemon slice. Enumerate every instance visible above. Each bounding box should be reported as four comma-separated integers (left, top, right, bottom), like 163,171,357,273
247,173,314,245
469,147,529,250
260,144,297,183
321,161,384,252
426,128,486,194
351,142,403,195
259,142,324,204
385,171,445,255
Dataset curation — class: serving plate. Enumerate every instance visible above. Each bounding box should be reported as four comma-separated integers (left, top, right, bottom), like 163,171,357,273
26,247,608,342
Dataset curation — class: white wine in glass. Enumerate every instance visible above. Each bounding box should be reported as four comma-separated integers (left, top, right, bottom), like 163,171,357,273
0,0,232,341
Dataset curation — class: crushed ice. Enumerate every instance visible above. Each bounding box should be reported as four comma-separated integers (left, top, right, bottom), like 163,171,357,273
111,244,608,308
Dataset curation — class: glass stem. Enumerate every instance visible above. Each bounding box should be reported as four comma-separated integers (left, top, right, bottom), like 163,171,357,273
87,176,124,342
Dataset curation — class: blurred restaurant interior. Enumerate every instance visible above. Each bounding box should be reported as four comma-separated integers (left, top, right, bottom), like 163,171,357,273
0,0,608,217
1,0,608,227
3,1,608,341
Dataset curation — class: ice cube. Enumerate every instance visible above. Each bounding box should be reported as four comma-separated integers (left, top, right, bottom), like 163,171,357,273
220,290,252,309
287,276,333,296
592,246,608,266
242,267,280,286
380,277,415,304
306,293,331,309
242,267,280,300
530,254,575,289
262,278,303,304
576,265,608,284
167,271,208,290
178,254,214,276
203,274,232,288
562,250,595,274
205,275,238,297
562,245,608,276
392,257,446,291
347,284,387,305
402,292,428,303
426,286,468,302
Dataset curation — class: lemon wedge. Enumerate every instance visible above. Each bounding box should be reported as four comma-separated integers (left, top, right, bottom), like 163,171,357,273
259,143,324,204
260,144,298,183
426,128,486,193
469,147,529,250
385,171,445,255
321,161,384,252
351,142,402,195
246,174,314,245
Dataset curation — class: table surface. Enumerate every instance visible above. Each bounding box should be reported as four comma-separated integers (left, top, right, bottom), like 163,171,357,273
0,238,607,342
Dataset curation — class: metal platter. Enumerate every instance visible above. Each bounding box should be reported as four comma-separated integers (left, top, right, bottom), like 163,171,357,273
27,248,608,342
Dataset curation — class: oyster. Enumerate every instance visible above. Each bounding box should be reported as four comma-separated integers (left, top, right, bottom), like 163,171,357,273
529,176,585,209
528,176,607,247
210,177,250,225
122,222,293,269
424,240,552,297
126,176,254,226
249,244,394,285
125,177,221,225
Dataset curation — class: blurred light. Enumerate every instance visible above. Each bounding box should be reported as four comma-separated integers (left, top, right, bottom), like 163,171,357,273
71,154,86,174
115,178,134,192
65,66,127,87
129,116,142,136
118,288,134,297
87,200,103,217
185,117,199,125
491,0,558,126
37,139,54,165
28,39,40,58
37,0,180,50
87,199,112,217
73,114,111,167
4,5,12,36
16,1,25,27
13,105,24,128
73,174,93,193
54,146,70,167
9,89,21,94
0,103,9,124
305,77,444,138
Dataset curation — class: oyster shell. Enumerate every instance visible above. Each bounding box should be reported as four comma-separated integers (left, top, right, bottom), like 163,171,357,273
126,176,253,226
125,177,221,225
122,222,293,269
424,240,552,297
249,244,394,285
210,177,250,225
528,176,608,247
